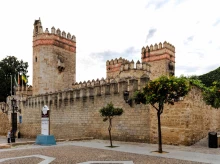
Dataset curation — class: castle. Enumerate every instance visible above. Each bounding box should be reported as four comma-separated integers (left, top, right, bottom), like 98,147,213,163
0,19,219,146
31,18,175,96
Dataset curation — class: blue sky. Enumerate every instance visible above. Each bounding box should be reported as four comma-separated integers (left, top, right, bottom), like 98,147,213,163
0,0,219,85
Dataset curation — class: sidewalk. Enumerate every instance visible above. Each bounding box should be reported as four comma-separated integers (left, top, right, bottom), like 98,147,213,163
1,136,220,164
69,139,220,164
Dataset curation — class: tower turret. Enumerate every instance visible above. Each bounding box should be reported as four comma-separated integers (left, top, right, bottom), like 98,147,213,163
141,41,175,80
33,18,43,36
32,18,76,95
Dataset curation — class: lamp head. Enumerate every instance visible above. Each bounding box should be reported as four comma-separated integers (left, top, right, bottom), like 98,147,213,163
123,91,129,102
11,98,17,106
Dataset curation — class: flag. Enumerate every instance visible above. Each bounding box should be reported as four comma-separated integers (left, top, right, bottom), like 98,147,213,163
18,73,20,85
22,74,28,84
14,76,18,87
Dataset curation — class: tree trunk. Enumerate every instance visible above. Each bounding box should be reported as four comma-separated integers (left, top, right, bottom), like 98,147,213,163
108,118,113,147
157,111,162,153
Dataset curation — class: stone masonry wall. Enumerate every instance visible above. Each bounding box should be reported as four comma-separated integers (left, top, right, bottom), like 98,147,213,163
147,59,170,80
19,77,151,142
18,84,220,145
0,112,10,136
33,45,76,95
19,101,41,138
149,87,220,146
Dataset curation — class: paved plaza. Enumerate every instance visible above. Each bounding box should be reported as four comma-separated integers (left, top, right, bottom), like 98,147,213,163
0,136,220,164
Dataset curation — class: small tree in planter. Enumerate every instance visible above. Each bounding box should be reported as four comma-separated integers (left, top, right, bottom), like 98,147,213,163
134,76,190,153
99,102,123,147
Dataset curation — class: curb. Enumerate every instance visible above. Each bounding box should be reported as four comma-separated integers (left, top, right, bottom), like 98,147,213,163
0,137,94,149
0,144,11,149
68,137,94,141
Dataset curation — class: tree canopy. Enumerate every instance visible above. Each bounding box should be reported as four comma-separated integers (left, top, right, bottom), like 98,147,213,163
198,67,220,87
203,81,220,109
184,76,220,109
0,56,29,102
188,66,220,87
134,75,219,153
134,76,190,107
100,102,123,119
188,66,220,109
99,102,123,147
134,76,190,153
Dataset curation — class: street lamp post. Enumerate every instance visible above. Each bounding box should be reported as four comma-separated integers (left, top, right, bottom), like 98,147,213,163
11,98,17,143
1,98,21,142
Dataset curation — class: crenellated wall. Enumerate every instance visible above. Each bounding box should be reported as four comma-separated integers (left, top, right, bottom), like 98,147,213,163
15,85,33,98
18,82,220,145
106,58,128,79
19,76,151,141
33,28,76,52
106,41,175,81
106,58,151,80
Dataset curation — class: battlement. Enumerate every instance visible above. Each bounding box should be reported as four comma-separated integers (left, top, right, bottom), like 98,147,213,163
25,75,149,108
120,60,150,72
33,26,76,42
142,41,175,54
141,41,175,63
33,19,76,53
15,85,33,98
72,75,149,90
106,57,128,66
106,57,151,79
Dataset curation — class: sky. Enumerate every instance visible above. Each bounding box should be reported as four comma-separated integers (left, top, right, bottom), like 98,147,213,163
0,0,219,85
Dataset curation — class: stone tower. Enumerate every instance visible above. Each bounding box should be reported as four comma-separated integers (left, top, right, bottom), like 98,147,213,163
141,41,175,80
33,18,76,95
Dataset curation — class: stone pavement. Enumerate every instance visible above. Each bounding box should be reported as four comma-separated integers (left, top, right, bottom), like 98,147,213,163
69,139,220,164
0,136,220,164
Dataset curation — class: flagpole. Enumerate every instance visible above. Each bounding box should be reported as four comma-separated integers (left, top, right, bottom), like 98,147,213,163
11,75,12,96
18,72,19,87
22,73,23,91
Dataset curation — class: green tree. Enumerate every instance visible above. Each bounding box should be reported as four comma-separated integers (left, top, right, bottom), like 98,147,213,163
185,77,220,109
198,67,220,87
0,56,29,102
0,69,9,101
99,102,123,147
203,81,220,109
134,76,190,153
